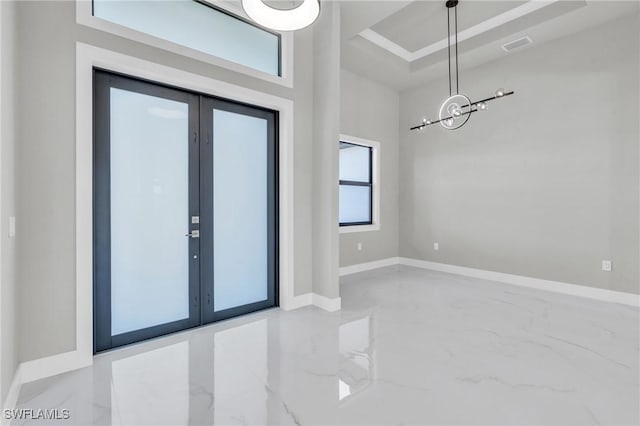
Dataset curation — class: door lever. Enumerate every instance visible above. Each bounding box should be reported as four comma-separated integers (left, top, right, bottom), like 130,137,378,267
185,230,200,238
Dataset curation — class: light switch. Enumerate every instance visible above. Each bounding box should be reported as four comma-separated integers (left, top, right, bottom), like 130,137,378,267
9,216,15,238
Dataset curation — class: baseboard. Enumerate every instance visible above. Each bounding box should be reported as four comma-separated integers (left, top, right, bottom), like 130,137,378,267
283,293,341,312
13,292,339,388
399,257,640,307
1,365,22,425
339,257,400,276
284,293,313,311
19,350,92,384
312,294,342,312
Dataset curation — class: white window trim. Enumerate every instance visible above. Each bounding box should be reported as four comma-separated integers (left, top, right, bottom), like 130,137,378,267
76,0,294,88
339,134,381,234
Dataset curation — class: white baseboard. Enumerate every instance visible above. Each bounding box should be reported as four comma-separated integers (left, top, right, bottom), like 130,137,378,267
284,293,341,312
12,256,634,405
339,257,400,276
339,256,639,307
19,350,92,384
1,365,22,425
399,257,640,307
11,292,340,391
284,293,313,311
312,294,342,312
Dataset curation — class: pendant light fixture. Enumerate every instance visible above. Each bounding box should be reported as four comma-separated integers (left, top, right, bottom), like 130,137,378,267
242,0,320,32
411,0,514,131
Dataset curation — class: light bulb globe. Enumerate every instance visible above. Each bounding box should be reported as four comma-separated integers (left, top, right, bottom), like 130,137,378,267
242,0,320,31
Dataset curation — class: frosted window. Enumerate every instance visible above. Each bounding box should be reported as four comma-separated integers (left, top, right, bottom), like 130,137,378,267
339,185,371,224
93,0,280,76
110,88,190,336
339,142,371,182
339,141,373,225
213,110,268,312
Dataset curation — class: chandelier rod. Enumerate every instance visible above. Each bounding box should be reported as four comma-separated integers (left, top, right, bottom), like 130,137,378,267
447,6,452,96
455,4,459,94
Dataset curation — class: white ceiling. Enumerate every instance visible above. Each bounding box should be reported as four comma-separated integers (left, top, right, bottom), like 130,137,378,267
372,1,527,52
339,0,640,91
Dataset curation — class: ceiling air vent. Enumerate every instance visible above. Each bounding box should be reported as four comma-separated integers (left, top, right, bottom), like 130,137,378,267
502,36,533,53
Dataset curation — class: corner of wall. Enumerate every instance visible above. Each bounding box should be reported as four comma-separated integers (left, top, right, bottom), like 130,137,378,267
0,0,19,409
311,1,341,299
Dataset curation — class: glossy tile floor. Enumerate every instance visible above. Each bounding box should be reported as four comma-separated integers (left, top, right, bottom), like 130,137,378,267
15,266,640,425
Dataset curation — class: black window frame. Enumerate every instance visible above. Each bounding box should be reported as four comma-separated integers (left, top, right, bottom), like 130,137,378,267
91,0,283,77
339,141,374,227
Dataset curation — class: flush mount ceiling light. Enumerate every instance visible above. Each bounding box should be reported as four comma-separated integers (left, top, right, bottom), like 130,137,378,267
411,0,514,132
242,0,320,32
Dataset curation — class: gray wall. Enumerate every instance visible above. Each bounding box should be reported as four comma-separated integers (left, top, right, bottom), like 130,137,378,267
311,2,341,298
13,0,320,362
339,69,400,267
1,0,18,403
293,27,315,297
400,13,640,294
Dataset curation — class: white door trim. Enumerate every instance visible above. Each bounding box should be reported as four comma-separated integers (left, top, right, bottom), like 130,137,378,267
18,42,296,385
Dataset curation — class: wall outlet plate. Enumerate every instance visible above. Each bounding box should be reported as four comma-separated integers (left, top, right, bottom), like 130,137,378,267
357,242,362,251
433,242,439,251
602,260,612,272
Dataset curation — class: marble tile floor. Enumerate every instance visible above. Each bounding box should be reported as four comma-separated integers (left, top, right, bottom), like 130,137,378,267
14,266,640,425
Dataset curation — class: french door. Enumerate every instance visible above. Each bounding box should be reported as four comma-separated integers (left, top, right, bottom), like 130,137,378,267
93,70,278,352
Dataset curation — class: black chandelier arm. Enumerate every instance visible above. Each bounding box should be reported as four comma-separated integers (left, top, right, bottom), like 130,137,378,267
469,90,514,107
409,90,515,131
410,109,474,131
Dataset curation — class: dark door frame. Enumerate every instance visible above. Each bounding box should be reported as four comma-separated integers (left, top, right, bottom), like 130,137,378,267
93,69,279,353
199,97,279,325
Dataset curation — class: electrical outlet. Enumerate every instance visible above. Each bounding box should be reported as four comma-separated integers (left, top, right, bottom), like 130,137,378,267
8,216,15,238
357,242,362,251
433,242,439,251
602,260,612,272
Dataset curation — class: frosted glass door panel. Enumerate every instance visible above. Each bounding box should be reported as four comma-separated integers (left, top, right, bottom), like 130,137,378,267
110,88,190,336
213,110,268,312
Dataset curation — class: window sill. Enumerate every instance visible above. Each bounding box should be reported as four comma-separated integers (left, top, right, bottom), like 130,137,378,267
339,224,380,234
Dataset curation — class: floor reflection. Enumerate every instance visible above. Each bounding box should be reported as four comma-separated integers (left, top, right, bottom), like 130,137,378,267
13,267,640,425
111,342,189,425
338,316,373,402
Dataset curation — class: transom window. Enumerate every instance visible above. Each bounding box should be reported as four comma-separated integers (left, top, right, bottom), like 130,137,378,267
92,0,281,76
339,141,373,226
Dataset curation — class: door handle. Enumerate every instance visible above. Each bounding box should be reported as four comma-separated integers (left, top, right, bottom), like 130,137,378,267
185,230,200,238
